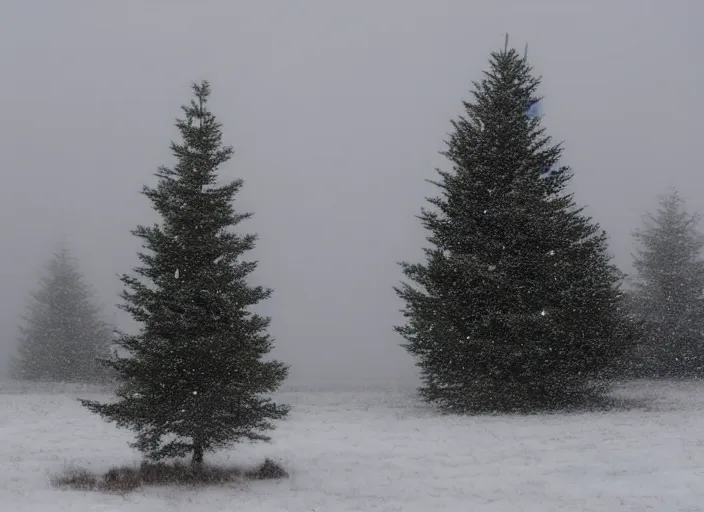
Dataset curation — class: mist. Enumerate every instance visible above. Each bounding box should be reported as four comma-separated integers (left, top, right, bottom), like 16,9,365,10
0,0,701,387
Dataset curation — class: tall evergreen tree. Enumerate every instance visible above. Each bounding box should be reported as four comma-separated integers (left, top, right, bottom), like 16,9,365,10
395,40,634,412
629,189,704,378
81,82,289,466
13,246,112,383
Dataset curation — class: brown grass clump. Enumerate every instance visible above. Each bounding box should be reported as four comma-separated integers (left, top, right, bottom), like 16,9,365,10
51,458,288,493
50,467,97,491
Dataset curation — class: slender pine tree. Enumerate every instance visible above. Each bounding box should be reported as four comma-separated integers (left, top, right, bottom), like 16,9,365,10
395,40,635,412
629,189,704,378
13,246,112,383
81,82,289,466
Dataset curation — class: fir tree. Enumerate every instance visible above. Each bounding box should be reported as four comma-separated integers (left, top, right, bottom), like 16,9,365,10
395,40,634,412
13,246,112,383
629,189,704,378
81,82,289,466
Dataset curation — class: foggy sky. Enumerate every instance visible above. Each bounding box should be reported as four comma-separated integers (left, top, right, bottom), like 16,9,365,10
0,0,701,386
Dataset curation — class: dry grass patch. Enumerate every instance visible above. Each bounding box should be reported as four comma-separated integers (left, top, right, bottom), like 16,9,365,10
51,458,288,493
50,467,98,491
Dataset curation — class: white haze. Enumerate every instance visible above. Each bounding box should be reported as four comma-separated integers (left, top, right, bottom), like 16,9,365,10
0,0,701,386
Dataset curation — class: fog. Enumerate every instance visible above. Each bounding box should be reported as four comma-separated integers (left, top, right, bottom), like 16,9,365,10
0,0,700,386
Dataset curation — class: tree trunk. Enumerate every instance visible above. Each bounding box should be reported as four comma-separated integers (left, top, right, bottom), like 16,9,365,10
192,442,204,467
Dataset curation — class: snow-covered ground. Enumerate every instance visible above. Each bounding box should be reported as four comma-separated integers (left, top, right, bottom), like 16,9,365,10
1,380,703,511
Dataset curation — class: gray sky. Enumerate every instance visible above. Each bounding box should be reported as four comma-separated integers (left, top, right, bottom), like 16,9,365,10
0,0,701,385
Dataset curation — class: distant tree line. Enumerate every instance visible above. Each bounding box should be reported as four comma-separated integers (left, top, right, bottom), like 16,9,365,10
10,37,704,468
11,246,114,384
624,190,704,378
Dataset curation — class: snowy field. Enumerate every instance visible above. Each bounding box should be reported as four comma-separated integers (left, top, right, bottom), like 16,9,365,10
1,381,703,511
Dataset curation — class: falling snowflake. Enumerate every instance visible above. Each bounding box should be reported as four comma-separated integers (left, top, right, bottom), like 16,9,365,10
174,269,180,279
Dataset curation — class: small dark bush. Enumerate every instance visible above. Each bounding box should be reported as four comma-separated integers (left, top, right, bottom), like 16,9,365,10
247,458,289,480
